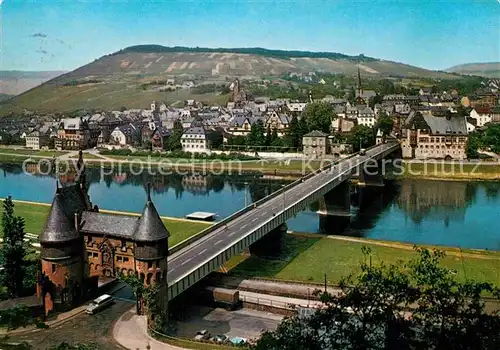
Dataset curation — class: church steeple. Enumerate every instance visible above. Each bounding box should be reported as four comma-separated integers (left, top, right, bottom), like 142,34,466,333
356,65,363,98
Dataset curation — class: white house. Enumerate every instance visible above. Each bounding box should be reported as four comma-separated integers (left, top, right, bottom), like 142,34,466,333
287,102,307,114
181,127,210,153
470,107,492,127
110,124,139,146
356,116,376,127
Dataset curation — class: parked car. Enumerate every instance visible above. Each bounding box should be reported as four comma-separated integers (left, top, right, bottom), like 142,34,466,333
359,148,366,155
230,337,248,345
85,294,113,315
211,334,229,343
194,330,211,341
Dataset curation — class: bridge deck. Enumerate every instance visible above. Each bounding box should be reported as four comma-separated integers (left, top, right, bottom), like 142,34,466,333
166,143,400,296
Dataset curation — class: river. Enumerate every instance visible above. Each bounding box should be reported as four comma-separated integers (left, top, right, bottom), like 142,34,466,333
1,163,499,251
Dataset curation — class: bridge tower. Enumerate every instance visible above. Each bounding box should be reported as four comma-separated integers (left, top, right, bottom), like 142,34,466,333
38,188,85,316
318,180,352,233
133,184,170,324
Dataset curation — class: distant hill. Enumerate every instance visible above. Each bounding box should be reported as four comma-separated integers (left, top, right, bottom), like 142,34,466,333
0,94,12,102
445,62,500,78
0,70,67,95
0,46,459,116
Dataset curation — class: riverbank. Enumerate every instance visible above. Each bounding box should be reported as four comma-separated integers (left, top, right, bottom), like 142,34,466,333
2,149,500,179
1,200,212,247
0,150,322,176
226,234,500,286
401,161,500,181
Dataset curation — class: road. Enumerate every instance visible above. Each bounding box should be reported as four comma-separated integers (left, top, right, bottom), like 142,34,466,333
12,300,132,349
166,143,398,285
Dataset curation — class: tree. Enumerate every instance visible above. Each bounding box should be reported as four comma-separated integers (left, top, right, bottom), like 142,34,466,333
207,130,223,149
270,128,279,145
1,197,26,297
348,87,356,104
301,102,333,134
247,120,266,147
298,116,309,148
0,304,46,331
375,113,395,137
167,120,183,151
369,94,384,109
117,272,168,333
466,131,483,159
347,125,375,151
285,115,301,148
482,124,500,154
254,247,500,350
265,125,273,146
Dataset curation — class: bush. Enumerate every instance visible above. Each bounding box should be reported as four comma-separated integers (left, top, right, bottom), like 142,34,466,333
99,148,258,161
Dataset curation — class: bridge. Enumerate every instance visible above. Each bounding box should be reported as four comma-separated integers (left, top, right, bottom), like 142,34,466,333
165,142,401,301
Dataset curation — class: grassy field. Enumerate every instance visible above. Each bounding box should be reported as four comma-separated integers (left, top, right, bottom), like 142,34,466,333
401,162,500,180
0,201,211,247
0,148,68,157
0,81,230,116
0,151,325,175
228,235,500,286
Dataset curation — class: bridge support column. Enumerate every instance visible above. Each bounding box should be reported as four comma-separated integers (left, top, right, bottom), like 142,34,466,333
357,185,384,212
318,181,352,233
249,223,287,257
358,159,385,187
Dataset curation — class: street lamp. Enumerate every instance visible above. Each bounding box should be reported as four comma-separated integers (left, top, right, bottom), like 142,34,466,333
244,182,249,207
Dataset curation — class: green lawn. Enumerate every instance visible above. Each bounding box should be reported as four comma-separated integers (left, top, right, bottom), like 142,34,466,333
0,201,211,247
0,148,68,157
229,235,500,286
402,162,500,180
102,156,325,173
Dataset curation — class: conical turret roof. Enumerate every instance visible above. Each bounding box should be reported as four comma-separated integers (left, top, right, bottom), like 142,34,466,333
134,184,170,242
40,191,79,244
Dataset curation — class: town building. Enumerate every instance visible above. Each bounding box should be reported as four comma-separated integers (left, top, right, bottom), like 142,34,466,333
265,112,290,136
302,130,329,158
25,128,51,150
110,124,140,146
37,153,169,316
227,116,255,136
181,127,210,153
470,107,492,127
151,127,171,151
55,118,95,150
401,112,468,160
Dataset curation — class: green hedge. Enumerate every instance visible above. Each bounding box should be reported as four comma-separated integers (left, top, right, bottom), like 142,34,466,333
100,149,258,161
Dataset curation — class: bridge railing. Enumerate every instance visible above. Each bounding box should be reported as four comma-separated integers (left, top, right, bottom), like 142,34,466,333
168,143,390,255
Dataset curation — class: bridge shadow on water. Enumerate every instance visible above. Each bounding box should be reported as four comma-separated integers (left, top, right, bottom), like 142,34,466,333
322,180,401,238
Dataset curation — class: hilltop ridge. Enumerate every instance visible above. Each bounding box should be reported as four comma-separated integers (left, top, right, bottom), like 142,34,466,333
0,45,459,116
113,45,378,62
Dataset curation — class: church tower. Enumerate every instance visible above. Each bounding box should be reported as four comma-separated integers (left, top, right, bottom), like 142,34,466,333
38,186,85,315
133,184,170,318
356,65,363,99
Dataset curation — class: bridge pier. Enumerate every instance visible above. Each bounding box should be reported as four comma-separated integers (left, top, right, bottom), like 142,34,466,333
358,159,385,187
357,185,385,213
249,223,287,257
318,181,352,233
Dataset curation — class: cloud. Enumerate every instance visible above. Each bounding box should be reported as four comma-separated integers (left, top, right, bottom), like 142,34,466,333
31,33,48,38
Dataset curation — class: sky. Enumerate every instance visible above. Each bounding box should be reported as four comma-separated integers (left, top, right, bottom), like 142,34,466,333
1,0,499,72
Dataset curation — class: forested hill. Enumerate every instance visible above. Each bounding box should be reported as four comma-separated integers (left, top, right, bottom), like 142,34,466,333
113,45,378,62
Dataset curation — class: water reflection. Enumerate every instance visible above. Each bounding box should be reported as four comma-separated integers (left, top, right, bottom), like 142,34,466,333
1,163,500,250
